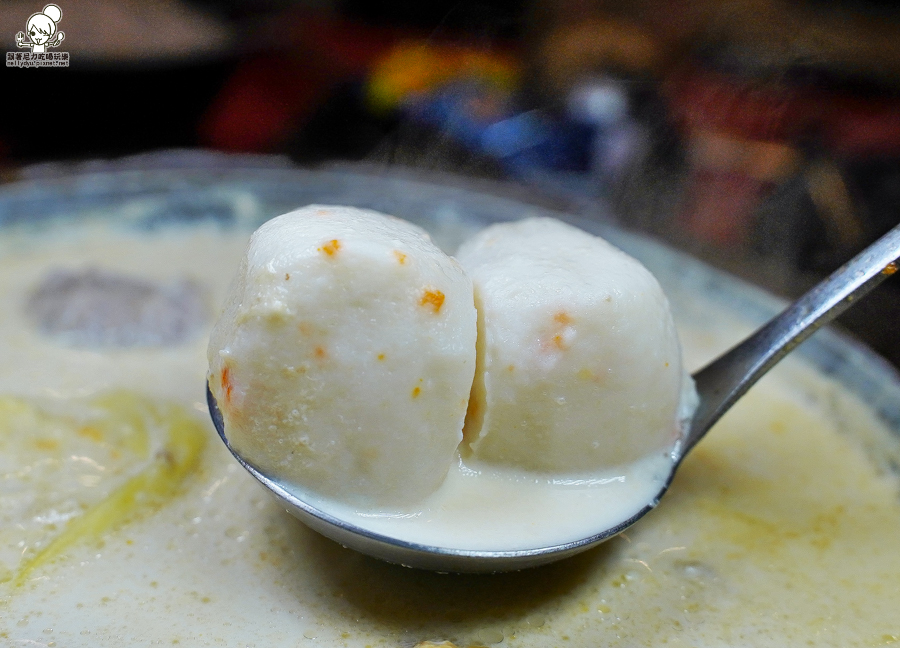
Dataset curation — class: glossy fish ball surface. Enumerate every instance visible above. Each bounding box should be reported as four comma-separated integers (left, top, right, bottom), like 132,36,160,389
207,206,477,507
457,217,696,473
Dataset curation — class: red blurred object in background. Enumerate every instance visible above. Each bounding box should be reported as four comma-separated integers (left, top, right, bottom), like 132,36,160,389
665,67,900,247
665,69,808,245
823,97,900,159
199,10,403,153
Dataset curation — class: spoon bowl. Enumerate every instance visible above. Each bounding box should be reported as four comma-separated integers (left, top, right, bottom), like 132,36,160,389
208,382,662,571
208,222,900,573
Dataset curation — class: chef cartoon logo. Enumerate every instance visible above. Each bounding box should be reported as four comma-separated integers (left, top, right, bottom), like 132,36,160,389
7,3,69,67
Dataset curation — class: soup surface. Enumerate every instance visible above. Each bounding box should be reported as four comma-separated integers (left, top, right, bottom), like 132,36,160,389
1,196,899,647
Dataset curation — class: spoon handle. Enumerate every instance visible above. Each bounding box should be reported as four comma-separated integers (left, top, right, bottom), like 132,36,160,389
686,222,900,452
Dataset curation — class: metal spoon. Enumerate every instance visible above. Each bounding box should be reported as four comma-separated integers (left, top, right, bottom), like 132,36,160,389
207,222,900,573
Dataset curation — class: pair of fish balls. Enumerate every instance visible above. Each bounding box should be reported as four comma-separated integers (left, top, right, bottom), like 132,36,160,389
207,206,692,508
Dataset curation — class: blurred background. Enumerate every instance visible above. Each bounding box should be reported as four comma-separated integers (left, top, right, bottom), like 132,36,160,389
2,0,900,366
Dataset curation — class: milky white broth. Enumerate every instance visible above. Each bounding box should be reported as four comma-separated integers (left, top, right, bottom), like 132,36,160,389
2,217,900,647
